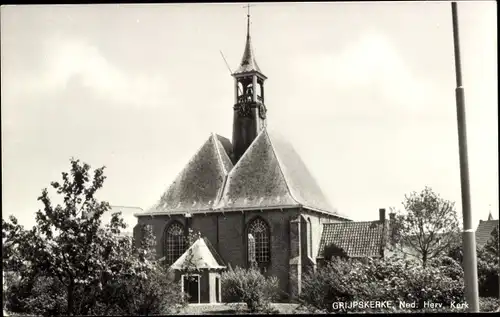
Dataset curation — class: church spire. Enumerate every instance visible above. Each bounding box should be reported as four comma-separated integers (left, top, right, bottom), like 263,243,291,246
231,5,268,164
233,4,266,78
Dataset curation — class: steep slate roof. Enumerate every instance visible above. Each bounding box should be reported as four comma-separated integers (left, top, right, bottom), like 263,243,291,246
170,237,226,270
214,129,346,218
139,129,346,219
476,219,499,247
145,133,233,214
318,220,389,258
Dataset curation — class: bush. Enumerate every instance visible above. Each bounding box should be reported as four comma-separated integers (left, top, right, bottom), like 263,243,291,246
301,256,465,313
428,256,464,281
479,297,500,312
25,276,67,316
4,274,36,314
221,266,280,313
477,246,499,298
301,257,385,313
4,269,184,316
96,267,185,316
4,274,67,316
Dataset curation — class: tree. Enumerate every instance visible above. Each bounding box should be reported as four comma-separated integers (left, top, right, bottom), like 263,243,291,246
484,225,499,256
390,187,461,267
476,225,499,298
2,158,182,315
323,243,349,262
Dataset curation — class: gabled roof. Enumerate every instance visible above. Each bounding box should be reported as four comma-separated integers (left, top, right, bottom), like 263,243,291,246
138,129,346,219
318,220,389,258
170,237,226,270
214,129,346,218
145,133,233,214
476,219,499,247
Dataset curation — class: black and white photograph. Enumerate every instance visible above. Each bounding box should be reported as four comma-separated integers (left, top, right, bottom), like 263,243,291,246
1,1,498,315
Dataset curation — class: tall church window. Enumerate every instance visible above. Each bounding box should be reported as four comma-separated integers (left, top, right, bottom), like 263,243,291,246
307,218,313,258
248,218,270,265
164,222,186,265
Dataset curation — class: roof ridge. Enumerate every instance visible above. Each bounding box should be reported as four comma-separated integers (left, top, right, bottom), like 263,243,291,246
214,175,229,209
324,220,385,225
211,133,227,175
202,237,226,266
214,129,267,209
266,130,301,206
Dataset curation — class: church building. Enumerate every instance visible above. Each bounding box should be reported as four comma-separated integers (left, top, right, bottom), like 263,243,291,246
133,12,352,301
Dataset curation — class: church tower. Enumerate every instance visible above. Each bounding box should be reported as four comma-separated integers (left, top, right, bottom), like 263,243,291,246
231,10,268,164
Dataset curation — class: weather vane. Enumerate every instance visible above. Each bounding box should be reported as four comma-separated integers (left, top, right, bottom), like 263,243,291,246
243,3,255,17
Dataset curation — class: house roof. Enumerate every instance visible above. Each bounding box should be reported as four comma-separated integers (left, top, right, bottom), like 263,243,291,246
144,133,233,214
138,129,347,219
318,220,389,258
170,237,226,270
476,219,499,247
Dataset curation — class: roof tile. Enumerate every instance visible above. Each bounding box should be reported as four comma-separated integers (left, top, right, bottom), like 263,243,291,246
146,134,233,214
318,220,389,258
476,219,499,247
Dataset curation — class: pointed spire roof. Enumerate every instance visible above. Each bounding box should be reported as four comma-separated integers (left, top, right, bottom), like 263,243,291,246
232,10,266,78
170,237,226,270
488,211,493,221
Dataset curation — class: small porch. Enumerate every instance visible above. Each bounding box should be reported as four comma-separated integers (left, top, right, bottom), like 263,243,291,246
169,237,226,304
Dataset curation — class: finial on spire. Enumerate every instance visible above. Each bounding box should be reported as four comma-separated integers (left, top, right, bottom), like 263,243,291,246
233,3,266,78
243,3,254,38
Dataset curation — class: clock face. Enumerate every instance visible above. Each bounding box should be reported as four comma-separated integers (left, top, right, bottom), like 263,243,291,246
259,104,267,119
237,102,252,118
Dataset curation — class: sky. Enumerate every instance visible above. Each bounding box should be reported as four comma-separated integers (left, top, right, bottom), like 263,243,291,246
1,2,497,231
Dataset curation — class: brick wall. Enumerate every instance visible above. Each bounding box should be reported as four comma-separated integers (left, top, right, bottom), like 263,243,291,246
135,208,342,301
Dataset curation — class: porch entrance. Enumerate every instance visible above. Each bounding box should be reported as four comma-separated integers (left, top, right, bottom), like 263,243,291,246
182,275,200,304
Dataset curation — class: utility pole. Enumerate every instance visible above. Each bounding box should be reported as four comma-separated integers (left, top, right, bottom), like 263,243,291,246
451,2,479,312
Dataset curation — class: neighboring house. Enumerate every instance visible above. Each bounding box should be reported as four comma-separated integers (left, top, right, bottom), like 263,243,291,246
476,212,499,248
317,208,392,262
132,13,351,300
316,208,459,264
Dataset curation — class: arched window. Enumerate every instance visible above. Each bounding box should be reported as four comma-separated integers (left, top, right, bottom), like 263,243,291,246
164,222,186,265
307,218,313,258
248,218,270,265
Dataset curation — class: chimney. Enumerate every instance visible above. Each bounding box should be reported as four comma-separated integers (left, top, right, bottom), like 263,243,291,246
379,208,386,223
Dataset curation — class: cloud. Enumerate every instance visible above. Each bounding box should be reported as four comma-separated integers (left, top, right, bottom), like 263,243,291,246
292,32,440,116
3,33,172,109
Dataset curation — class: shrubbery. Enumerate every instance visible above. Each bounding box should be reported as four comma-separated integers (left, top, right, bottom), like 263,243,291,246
5,268,184,316
479,297,500,312
447,226,499,299
221,266,280,313
300,255,466,313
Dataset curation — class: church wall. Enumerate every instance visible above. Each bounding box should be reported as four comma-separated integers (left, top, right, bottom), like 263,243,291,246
300,210,346,264
189,209,301,300
136,215,187,258
136,208,306,300
244,209,300,299
217,212,246,268
191,214,218,250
